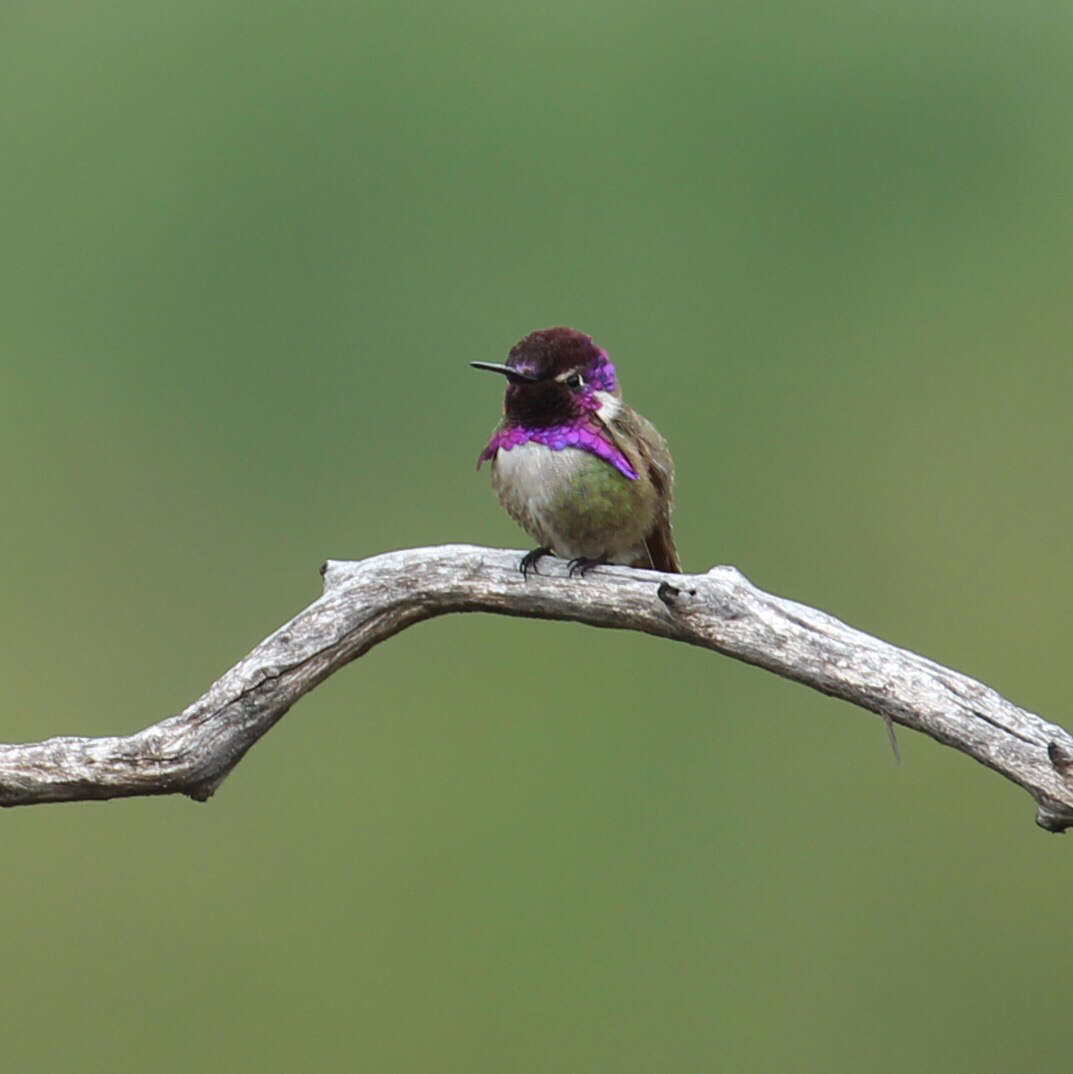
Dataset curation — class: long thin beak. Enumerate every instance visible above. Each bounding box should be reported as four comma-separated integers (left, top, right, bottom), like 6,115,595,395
469,361,540,384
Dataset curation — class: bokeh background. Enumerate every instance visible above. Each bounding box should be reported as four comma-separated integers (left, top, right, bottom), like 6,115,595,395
3,2,1072,1071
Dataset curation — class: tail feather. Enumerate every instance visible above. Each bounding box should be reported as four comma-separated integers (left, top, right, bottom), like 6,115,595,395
635,522,680,573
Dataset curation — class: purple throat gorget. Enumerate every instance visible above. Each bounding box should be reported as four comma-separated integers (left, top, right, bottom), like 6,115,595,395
478,418,639,481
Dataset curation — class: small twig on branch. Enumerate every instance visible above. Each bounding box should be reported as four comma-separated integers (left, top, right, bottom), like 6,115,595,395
2,545,1071,831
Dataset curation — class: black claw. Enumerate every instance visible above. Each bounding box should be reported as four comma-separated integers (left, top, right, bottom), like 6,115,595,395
567,555,606,578
520,547,551,578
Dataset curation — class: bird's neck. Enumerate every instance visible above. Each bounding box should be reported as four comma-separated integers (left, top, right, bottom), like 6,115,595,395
482,415,638,480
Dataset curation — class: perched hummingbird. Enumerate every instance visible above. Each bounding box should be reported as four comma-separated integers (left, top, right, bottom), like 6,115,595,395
472,326,680,576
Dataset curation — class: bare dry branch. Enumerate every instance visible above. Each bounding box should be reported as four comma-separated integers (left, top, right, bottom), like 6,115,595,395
2,544,1071,830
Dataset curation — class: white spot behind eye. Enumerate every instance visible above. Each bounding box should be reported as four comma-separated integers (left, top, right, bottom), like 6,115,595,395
593,391,620,420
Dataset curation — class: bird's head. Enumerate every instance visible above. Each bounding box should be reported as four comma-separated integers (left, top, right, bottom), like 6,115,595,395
471,327,620,428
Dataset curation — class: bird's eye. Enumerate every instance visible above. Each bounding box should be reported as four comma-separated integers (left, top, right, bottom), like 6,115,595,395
565,372,584,390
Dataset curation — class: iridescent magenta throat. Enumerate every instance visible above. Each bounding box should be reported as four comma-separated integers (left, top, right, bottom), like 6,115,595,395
479,418,638,481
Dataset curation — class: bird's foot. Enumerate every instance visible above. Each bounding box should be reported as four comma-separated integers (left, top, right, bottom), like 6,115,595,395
567,554,607,578
519,547,552,578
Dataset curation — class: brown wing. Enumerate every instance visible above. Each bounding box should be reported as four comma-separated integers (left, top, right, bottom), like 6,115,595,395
601,407,681,574
634,422,681,573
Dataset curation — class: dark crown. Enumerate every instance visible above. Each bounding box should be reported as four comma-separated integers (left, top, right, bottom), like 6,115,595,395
506,327,604,380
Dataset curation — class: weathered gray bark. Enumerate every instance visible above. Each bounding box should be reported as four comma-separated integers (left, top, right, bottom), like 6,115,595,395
2,545,1071,830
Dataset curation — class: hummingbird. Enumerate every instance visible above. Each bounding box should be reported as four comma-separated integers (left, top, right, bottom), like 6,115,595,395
472,326,680,577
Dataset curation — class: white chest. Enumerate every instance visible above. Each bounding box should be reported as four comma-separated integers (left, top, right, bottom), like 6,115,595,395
488,439,650,563
491,441,590,520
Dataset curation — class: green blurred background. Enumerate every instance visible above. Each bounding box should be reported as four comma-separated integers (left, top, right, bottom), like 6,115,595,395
3,2,1072,1070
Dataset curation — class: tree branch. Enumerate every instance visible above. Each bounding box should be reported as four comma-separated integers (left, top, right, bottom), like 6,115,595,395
2,544,1072,830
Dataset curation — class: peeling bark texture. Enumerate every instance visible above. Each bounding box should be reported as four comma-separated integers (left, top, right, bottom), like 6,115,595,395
2,545,1072,831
